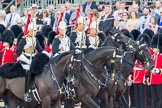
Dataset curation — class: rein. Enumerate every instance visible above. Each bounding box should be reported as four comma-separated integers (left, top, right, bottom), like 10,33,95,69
82,59,108,87
82,50,118,87
121,51,135,67
137,44,150,70
48,56,71,94
48,63,64,94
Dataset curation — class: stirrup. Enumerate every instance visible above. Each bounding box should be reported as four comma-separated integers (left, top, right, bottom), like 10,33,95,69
24,93,32,102
69,88,76,97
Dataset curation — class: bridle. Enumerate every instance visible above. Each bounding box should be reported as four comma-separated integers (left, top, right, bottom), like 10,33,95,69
81,49,121,87
135,43,150,71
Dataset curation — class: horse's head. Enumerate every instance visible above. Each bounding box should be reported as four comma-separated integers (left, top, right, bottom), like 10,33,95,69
106,32,137,51
134,42,154,72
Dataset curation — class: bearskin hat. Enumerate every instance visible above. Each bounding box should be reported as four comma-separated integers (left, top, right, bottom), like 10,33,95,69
41,25,53,38
0,24,6,41
136,33,151,47
47,31,57,45
0,24,5,35
120,29,134,40
131,29,141,41
143,29,154,40
36,31,45,49
2,30,15,46
150,34,162,52
10,25,23,38
17,32,24,45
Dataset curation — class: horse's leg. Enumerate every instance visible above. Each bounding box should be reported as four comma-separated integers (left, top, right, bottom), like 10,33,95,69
98,89,109,108
81,103,87,108
80,94,100,108
108,96,114,108
41,96,50,108
4,90,25,108
51,100,61,108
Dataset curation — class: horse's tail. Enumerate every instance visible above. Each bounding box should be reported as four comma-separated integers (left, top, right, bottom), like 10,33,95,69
30,53,49,75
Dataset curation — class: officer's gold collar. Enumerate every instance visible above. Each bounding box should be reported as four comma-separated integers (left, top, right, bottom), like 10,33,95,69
56,33,64,38
23,33,33,38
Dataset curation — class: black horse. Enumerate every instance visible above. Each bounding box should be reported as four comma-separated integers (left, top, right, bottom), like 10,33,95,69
0,51,75,108
67,46,123,108
98,32,154,108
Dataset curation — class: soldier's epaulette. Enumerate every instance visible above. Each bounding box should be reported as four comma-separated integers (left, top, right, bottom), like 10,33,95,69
22,35,27,38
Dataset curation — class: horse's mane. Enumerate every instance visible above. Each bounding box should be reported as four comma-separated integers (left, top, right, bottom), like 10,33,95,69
102,36,112,46
85,46,115,58
51,50,74,63
105,28,120,36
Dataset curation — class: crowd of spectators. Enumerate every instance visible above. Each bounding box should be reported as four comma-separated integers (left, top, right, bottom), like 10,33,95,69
0,0,162,35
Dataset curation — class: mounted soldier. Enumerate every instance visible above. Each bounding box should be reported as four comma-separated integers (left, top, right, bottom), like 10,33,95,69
52,20,74,97
16,22,43,102
87,21,102,49
70,16,90,55
52,21,73,57
16,16,49,102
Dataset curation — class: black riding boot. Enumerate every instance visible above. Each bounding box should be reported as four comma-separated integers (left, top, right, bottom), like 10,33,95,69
24,70,32,102
73,53,81,87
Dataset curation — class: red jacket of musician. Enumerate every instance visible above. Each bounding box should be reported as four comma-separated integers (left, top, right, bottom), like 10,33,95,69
132,48,153,83
45,44,52,53
149,48,154,55
0,42,4,65
150,53,162,84
1,48,14,65
11,44,18,52
0,42,4,51
132,60,146,83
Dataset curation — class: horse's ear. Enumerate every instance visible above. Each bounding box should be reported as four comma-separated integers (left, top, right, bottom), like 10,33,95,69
137,39,143,45
138,37,144,44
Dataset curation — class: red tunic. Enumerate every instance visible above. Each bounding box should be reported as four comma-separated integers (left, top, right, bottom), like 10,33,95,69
150,54,162,84
149,48,154,55
45,44,52,53
0,42,4,51
10,45,18,62
11,45,18,52
132,48,153,84
133,60,146,83
0,42,4,65
1,48,14,65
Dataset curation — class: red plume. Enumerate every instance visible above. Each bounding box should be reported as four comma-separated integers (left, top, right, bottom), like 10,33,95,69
74,7,80,29
56,12,64,34
24,14,31,35
87,13,93,34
